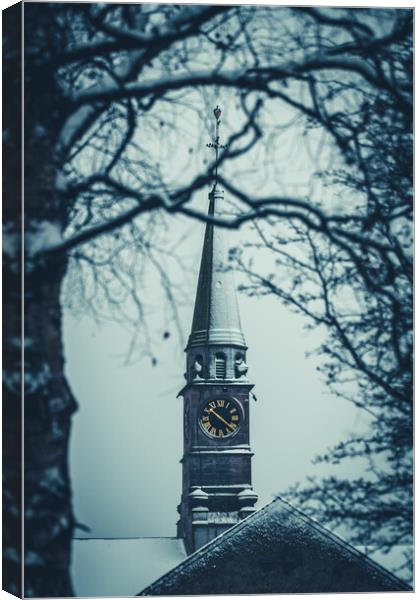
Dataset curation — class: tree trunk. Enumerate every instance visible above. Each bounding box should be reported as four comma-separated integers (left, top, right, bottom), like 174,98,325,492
3,4,23,595
24,258,78,597
3,4,80,596
22,98,78,598
22,146,78,590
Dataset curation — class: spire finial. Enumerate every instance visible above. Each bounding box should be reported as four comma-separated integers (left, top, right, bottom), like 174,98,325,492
206,105,227,188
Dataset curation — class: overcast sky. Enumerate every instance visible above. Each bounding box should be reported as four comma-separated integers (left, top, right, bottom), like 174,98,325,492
64,210,369,539
57,60,378,539
61,74,376,539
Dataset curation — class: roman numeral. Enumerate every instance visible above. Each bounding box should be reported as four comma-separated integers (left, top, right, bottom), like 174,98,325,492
232,415,239,421
210,427,217,435
202,416,209,422
209,401,216,409
218,429,224,437
217,400,225,407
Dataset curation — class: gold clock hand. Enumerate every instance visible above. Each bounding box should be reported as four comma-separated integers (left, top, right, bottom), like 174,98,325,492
209,408,235,431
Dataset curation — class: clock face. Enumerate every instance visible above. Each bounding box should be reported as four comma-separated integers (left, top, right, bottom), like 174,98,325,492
199,398,242,439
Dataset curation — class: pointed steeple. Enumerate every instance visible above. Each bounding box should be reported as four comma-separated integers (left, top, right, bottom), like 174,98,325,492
187,107,246,349
179,106,256,556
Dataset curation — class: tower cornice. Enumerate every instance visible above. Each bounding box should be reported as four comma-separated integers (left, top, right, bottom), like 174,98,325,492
177,381,254,397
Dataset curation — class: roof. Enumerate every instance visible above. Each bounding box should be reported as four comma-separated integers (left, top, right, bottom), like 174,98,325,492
71,537,186,597
188,186,246,348
139,497,411,595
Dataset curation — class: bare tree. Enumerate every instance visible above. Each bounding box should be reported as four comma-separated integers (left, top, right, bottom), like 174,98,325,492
231,7,413,581
3,3,412,595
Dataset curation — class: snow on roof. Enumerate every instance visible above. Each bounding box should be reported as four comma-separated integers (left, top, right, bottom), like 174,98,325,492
356,545,412,586
72,537,186,597
139,497,411,596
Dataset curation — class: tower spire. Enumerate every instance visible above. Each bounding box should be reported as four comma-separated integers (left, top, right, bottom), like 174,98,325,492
188,106,246,350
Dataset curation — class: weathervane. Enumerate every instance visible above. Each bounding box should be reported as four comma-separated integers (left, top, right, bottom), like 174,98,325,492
206,105,227,188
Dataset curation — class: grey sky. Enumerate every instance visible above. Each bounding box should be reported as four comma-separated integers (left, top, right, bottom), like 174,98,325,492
61,67,375,537
63,55,371,539
64,211,368,539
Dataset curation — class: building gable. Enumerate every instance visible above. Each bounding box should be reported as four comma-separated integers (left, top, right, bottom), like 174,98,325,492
140,497,410,595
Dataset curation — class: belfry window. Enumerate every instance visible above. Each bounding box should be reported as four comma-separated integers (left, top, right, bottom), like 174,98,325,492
215,353,226,379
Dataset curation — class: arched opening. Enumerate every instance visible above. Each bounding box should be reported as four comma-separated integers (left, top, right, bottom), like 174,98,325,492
235,352,248,378
191,354,204,379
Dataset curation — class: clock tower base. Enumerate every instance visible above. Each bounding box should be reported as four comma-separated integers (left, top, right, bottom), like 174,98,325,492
177,486,258,554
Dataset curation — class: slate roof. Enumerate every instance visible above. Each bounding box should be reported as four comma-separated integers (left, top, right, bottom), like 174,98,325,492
188,186,246,349
139,497,411,595
71,537,186,597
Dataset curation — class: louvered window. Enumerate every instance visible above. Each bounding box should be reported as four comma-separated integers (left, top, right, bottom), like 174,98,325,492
215,354,226,379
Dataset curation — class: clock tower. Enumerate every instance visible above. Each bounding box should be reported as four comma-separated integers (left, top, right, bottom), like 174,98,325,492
177,107,258,554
